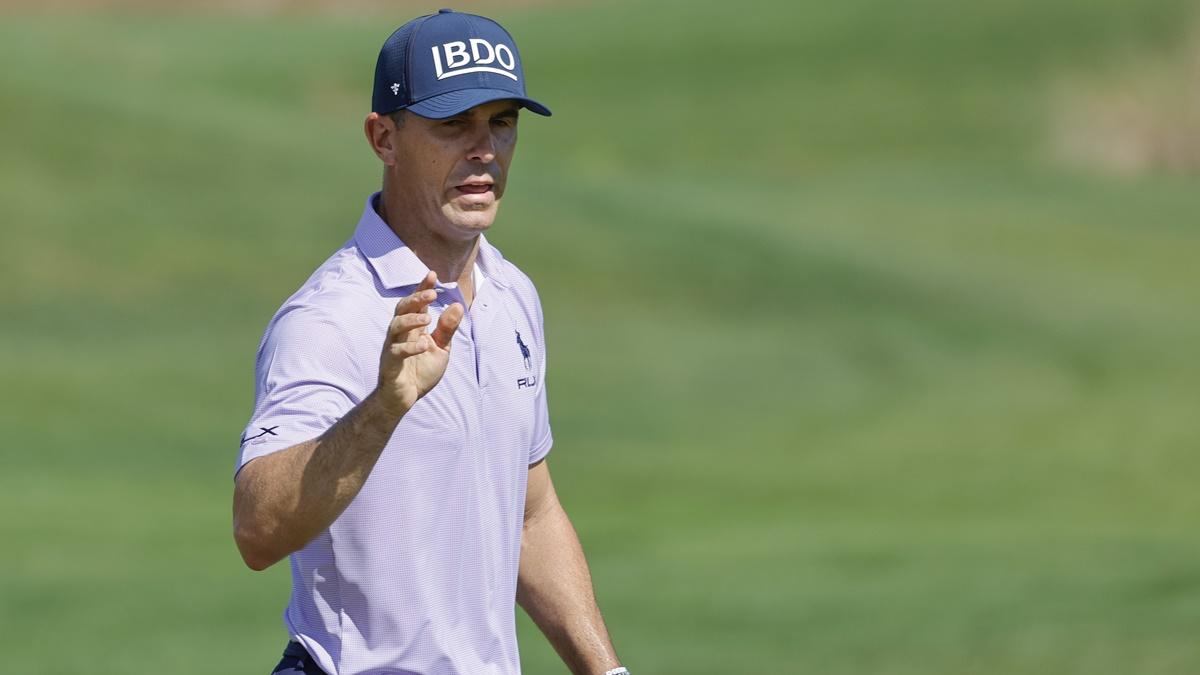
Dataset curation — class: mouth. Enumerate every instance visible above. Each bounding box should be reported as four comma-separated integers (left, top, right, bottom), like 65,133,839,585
455,181,494,196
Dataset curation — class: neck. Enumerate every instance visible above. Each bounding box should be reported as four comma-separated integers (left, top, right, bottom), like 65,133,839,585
377,192,478,305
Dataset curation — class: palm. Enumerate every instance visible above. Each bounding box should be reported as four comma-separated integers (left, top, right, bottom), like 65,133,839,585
377,272,465,413
397,340,451,399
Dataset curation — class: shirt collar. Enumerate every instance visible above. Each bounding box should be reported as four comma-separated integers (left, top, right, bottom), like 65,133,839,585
353,192,511,290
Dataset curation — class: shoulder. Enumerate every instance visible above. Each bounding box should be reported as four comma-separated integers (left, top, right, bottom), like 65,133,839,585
483,239,543,307
489,248,545,324
289,242,380,310
282,240,388,315
258,241,385,358
482,241,549,347
505,262,542,305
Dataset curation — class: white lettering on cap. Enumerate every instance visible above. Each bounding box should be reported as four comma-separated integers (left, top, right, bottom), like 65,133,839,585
444,41,470,69
431,39,518,81
470,38,495,65
495,44,515,70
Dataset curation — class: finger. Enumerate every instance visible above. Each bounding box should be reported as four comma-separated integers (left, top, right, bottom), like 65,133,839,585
417,270,438,292
393,272,439,316
431,302,464,350
393,287,438,317
389,336,432,358
391,278,440,344
386,313,431,343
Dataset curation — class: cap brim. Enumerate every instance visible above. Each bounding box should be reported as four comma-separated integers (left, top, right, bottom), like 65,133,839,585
405,88,552,119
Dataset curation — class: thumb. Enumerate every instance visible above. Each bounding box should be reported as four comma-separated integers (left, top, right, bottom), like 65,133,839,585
431,303,464,350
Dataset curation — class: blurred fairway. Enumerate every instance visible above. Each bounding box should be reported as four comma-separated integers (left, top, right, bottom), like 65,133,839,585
2,0,1199,673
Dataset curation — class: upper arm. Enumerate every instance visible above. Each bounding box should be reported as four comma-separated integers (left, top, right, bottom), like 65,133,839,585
525,459,560,524
238,305,365,475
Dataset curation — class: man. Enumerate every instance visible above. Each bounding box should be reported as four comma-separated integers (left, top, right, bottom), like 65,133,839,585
233,10,628,675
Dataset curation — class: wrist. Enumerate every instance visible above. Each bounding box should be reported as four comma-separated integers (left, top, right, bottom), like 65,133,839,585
366,388,413,423
603,668,629,675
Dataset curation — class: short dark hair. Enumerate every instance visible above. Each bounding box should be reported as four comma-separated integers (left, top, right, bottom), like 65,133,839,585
389,110,407,128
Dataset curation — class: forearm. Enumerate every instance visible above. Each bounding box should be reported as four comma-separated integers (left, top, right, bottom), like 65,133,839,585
233,390,406,570
517,501,621,674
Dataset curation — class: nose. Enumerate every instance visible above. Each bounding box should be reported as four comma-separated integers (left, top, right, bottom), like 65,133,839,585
465,123,497,164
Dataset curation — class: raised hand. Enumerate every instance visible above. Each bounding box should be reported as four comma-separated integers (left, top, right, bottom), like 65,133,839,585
376,271,465,415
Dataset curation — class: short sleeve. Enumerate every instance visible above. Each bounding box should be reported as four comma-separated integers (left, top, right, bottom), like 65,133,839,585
237,307,366,475
527,287,553,465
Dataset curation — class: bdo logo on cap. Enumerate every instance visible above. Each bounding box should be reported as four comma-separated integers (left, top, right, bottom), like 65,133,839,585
431,39,518,81
371,9,551,118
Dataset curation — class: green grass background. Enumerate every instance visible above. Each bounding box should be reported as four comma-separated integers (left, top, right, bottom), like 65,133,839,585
2,0,1199,673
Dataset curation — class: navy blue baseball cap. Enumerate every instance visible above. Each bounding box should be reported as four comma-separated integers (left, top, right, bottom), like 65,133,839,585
372,8,552,119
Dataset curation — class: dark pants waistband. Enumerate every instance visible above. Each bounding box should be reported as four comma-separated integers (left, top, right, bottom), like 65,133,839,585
271,641,328,675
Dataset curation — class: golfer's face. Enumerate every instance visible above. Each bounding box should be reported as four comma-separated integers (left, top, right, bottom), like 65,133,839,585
392,100,519,238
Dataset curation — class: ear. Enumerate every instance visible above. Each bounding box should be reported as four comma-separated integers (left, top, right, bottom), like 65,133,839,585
364,112,398,166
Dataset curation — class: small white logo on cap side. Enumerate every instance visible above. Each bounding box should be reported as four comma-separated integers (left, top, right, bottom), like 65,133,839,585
431,39,518,81
391,83,400,95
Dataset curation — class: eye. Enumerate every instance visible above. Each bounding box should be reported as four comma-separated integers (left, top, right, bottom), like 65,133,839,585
442,118,466,128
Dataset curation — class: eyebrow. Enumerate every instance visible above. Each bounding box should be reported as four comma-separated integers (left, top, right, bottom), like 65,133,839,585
443,107,519,124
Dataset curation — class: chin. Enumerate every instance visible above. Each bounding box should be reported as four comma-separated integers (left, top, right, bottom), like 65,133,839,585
444,206,498,234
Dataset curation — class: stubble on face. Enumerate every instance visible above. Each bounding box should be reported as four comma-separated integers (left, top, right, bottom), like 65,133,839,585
385,100,520,242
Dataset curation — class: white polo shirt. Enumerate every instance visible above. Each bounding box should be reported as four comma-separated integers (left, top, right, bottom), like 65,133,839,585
238,193,552,675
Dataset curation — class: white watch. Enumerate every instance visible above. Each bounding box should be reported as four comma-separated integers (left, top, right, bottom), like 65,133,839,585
604,668,630,675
